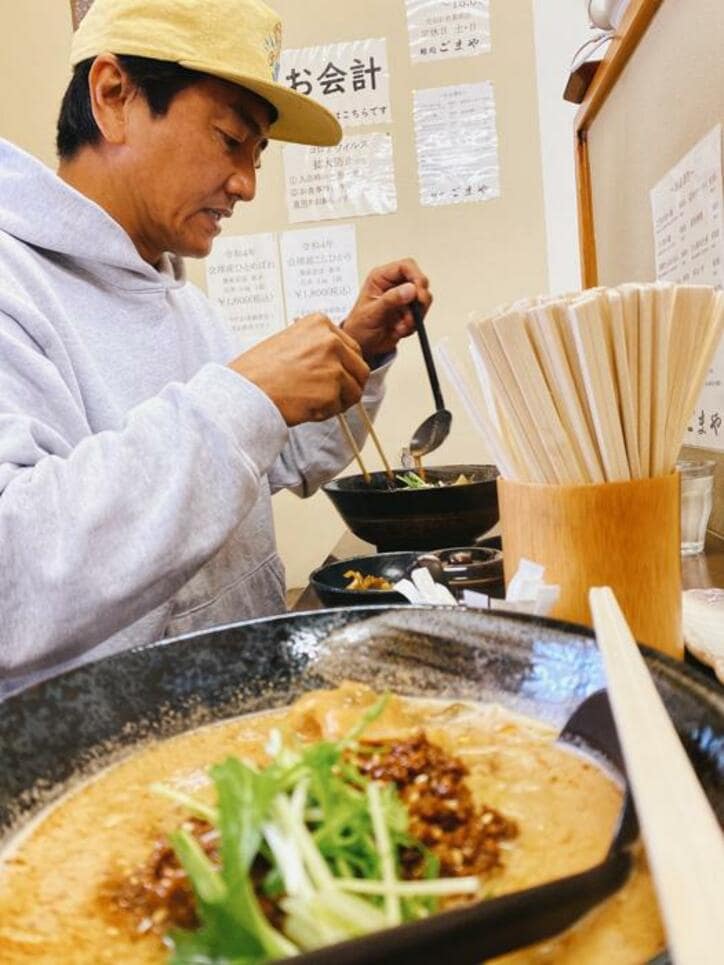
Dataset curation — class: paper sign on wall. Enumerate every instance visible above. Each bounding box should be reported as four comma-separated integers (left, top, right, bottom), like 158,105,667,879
279,39,391,129
205,233,285,351
650,125,724,451
406,0,491,63
283,133,397,224
280,224,359,324
413,82,500,207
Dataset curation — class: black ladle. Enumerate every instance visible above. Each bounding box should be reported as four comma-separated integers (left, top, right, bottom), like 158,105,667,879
409,301,452,458
295,689,639,965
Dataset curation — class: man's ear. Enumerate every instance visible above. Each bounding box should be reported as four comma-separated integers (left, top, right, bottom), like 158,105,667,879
87,53,137,146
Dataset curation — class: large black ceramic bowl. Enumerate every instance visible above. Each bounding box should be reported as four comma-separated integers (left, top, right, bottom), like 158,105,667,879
322,464,499,551
1,607,722,964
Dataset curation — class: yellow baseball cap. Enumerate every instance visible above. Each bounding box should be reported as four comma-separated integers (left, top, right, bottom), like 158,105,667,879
70,0,342,147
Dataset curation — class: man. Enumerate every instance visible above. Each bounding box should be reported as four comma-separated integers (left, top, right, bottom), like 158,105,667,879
0,0,432,695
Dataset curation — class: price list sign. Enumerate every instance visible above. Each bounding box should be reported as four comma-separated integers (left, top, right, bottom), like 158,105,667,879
205,233,285,351
406,0,491,63
279,39,391,129
280,224,359,324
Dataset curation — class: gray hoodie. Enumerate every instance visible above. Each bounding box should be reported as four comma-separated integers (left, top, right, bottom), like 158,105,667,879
0,139,388,696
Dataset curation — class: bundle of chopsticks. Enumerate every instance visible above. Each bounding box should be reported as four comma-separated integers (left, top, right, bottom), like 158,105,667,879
436,284,723,484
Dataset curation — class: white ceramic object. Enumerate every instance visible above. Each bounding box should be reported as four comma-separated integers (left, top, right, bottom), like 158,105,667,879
682,588,724,683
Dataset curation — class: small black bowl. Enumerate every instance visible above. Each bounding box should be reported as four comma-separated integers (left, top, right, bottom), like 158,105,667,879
310,552,417,607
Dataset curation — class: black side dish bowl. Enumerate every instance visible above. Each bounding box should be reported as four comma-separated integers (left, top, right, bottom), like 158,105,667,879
0,606,721,964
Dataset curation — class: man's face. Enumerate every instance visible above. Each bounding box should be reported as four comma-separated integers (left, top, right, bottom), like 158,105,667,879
120,76,272,263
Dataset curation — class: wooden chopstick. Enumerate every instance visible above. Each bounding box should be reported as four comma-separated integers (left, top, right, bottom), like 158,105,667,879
589,587,724,965
606,290,642,478
355,403,394,482
567,295,630,482
664,286,720,471
470,318,551,483
650,284,674,477
526,304,599,483
637,285,654,477
493,311,581,484
337,413,371,484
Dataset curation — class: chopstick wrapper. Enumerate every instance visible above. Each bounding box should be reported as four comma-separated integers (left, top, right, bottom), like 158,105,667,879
394,559,559,616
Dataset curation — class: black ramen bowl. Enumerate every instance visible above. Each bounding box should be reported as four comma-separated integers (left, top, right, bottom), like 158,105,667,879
1,608,721,964
310,552,415,607
322,464,500,551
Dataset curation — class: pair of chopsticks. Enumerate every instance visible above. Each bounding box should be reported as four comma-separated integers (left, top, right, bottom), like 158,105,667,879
457,284,723,483
590,588,724,965
337,406,394,484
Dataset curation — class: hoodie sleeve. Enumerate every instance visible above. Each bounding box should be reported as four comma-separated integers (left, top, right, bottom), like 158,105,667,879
267,354,393,496
0,314,288,676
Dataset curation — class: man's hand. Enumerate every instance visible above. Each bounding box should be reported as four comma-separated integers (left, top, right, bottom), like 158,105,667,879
229,314,370,426
341,258,433,362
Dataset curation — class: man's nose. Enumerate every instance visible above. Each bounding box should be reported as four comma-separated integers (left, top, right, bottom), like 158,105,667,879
226,162,256,202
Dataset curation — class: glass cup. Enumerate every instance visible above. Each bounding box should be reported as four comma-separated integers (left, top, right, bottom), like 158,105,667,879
677,460,716,556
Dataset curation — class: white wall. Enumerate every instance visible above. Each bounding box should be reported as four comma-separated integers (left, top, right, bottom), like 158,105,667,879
532,0,593,294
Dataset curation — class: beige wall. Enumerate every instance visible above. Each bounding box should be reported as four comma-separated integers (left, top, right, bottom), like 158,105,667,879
1,0,548,586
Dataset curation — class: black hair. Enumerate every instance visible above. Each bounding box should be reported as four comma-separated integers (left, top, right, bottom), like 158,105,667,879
56,54,277,159
56,55,206,158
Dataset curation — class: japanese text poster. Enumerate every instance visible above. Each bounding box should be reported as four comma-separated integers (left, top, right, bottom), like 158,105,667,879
651,125,724,451
280,224,359,324
413,82,500,207
279,39,391,129
406,0,491,63
283,133,397,224
205,233,285,351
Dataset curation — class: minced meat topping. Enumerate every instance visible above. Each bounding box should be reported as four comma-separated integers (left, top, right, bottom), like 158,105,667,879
353,733,517,877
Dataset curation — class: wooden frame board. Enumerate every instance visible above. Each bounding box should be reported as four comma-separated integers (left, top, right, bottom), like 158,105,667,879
573,0,724,537
574,0,664,288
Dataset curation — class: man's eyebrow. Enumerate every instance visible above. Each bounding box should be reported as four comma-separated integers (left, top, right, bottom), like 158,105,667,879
231,105,266,138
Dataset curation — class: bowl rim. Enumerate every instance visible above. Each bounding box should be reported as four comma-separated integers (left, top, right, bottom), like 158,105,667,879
323,463,500,494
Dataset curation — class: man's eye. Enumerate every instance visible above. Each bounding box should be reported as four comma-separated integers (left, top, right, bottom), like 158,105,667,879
220,131,242,151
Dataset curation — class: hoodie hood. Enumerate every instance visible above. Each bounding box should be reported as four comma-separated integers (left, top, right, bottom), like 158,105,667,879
0,138,182,291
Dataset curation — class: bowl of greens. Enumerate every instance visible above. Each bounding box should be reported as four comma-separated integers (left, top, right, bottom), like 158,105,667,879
322,464,499,551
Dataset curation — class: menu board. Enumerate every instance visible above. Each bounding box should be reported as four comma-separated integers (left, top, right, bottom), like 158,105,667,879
651,125,724,452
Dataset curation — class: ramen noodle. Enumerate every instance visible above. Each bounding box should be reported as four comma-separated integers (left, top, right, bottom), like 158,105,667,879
0,683,664,963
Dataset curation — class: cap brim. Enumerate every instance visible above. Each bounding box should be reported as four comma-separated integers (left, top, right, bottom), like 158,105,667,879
179,60,342,147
